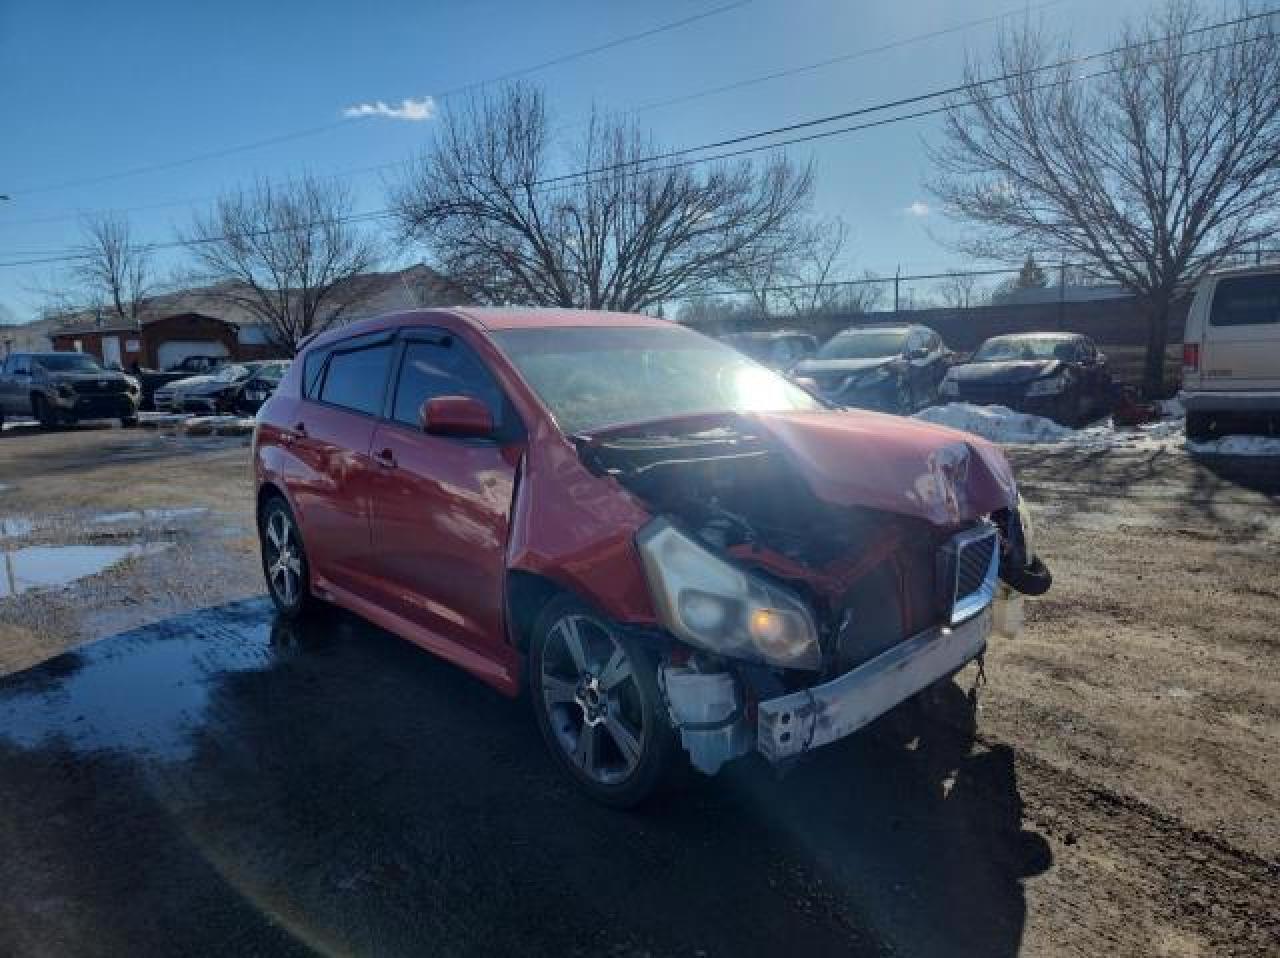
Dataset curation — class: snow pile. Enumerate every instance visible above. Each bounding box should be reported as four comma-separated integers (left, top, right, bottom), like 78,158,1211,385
913,403,1076,444
914,401,1279,456
1187,434,1280,456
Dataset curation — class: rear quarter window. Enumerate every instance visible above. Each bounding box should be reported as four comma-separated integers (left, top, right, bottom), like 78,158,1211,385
1210,274,1280,327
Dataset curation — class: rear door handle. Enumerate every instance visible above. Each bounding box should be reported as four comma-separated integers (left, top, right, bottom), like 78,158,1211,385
374,448,396,469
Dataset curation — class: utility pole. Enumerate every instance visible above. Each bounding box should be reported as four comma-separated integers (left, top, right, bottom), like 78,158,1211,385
893,265,901,314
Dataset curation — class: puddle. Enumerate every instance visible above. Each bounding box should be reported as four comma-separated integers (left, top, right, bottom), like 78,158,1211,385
0,599,281,759
0,543,168,599
0,517,35,539
89,508,209,525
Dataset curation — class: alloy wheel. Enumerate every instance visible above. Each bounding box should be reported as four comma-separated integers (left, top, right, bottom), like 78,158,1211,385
539,613,646,786
264,510,303,608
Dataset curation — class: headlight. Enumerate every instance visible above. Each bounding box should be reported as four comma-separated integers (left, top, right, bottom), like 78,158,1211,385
636,519,821,670
940,378,959,397
1026,375,1066,396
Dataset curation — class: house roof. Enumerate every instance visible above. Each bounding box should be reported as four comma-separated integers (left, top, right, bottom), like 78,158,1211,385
44,264,464,336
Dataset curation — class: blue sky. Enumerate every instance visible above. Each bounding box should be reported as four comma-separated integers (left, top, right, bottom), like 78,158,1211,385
0,0,1156,322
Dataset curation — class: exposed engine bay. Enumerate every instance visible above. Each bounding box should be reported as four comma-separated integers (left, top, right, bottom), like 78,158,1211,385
575,415,1049,774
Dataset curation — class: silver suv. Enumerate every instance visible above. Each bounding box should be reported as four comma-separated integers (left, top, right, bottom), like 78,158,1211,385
0,351,140,429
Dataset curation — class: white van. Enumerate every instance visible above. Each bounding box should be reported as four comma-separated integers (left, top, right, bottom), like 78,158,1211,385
1181,265,1280,439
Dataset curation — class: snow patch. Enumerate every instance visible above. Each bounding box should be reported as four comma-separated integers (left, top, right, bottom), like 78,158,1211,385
914,401,1278,456
913,403,1075,444
1187,434,1280,456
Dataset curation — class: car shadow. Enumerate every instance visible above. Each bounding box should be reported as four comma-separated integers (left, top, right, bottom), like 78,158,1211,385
0,600,1047,957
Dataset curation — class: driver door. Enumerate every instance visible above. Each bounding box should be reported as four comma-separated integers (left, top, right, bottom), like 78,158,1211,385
364,330,521,664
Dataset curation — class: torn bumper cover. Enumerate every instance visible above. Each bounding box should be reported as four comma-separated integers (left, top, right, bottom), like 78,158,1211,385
756,607,990,762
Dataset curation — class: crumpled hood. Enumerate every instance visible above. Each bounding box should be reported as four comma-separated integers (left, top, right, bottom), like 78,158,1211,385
744,408,1018,526
947,359,1062,385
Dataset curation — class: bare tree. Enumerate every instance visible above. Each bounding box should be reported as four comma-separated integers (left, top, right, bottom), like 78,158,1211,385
65,213,153,325
930,2,1280,394
183,175,382,354
935,270,981,309
389,83,814,313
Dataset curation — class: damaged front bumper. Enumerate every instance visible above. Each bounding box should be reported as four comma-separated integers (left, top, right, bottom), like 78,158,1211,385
756,607,989,762
662,604,1003,775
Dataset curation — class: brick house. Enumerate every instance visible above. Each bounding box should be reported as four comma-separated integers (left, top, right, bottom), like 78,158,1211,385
42,265,461,369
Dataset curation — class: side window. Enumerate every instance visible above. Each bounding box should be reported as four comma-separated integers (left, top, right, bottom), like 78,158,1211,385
318,343,393,415
1210,274,1280,327
302,348,328,398
391,338,503,428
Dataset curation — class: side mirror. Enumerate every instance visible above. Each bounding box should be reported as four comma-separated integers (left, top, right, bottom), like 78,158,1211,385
420,395,494,438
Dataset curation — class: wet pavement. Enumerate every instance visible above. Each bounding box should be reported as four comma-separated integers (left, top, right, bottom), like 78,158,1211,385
0,599,1047,957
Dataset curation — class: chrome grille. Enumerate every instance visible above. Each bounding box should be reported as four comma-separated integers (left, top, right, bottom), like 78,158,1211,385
938,522,1000,625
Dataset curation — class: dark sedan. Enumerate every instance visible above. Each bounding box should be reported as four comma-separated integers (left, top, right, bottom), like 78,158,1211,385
938,333,1111,426
791,324,950,413
160,361,290,415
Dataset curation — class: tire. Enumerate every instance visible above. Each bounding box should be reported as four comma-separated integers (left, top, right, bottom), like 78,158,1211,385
121,416,140,429
1186,412,1214,441
259,496,318,619
32,395,58,430
529,595,679,808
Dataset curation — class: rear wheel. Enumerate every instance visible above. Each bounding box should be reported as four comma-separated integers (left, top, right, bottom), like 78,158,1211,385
529,596,678,808
121,415,140,428
259,496,317,619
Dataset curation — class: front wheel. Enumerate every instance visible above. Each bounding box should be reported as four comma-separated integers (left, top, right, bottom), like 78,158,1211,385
259,496,317,619
32,395,59,429
529,596,679,808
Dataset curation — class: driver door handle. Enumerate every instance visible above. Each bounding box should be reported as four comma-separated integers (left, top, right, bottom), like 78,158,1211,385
374,448,397,469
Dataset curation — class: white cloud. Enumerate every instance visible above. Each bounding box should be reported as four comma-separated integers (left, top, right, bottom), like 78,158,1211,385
343,96,436,121
904,201,931,218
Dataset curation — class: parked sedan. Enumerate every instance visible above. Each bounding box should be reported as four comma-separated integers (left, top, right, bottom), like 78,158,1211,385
254,308,1050,807
158,361,289,415
790,324,951,412
939,333,1111,426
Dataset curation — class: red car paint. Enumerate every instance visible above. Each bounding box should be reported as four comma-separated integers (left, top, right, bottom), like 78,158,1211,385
254,308,1017,699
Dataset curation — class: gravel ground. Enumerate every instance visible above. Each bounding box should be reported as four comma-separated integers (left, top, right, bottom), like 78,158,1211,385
0,425,1276,956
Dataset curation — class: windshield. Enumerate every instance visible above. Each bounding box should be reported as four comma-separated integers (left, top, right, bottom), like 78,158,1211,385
974,337,1075,362
33,354,102,373
817,330,907,360
492,326,822,434
212,364,250,383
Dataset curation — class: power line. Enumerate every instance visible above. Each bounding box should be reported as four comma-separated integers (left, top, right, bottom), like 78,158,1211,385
3,0,754,199
627,0,1067,117
1,11,1273,271
0,0,1056,230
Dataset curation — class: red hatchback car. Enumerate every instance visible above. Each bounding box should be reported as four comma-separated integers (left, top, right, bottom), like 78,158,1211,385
254,308,1050,806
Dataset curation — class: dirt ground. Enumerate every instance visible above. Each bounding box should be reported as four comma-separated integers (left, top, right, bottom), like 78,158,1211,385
0,424,1276,956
